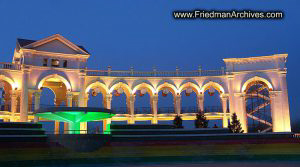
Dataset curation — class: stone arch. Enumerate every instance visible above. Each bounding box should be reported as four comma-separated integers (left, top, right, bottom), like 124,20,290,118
85,81,109,95
156,82,178,96
200,81,225,95
132,82,155,97
109,82,132,97
178,82,201,95
0,74,17,90
37,74,72,91
241,76,273,93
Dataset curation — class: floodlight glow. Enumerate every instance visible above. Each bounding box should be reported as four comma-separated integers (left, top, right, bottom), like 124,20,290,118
35,108,115,134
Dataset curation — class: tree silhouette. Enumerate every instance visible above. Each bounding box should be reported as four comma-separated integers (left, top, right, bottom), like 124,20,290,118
228,113,244,133
194,111,208,128
173,115,183,128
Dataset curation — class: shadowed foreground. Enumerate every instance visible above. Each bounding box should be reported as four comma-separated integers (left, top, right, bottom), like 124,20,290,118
1,133,300,166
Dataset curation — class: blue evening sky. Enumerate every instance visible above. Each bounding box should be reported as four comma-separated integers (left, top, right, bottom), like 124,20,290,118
0,1,299,126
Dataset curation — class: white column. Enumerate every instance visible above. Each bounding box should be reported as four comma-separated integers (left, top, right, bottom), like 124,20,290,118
66,92,73,107
20,67,30,122
33,91,42,123
227,75,235,116
221,95,228,128
197,94,204,112
270,91,281,132
151,94,158,124
270,90,291,132
278,71,291,132
234,93,248,133
65,92,73,134
10,90,18,122
54,121,60,134
80,93,89,134
127,95,135,124
78,72,86,107
103,118,112,134
103,93,112,132
174,94,181,115
103,93,112,109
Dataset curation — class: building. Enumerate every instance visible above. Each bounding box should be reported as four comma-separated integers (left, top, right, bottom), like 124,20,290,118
0,34,291,133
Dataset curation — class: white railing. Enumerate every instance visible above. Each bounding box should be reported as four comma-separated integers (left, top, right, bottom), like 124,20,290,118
86,69,225,77
0,63,21,70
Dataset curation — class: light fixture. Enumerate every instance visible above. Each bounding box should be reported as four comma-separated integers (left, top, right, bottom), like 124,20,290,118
208,86,215,96
162,88,169,97
185,88,193,96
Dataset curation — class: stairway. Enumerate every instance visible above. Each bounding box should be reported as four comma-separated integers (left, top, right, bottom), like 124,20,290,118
0,122,47,142
110,124,230,137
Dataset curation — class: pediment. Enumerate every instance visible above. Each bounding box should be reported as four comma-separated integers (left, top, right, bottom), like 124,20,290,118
33,39,79,54
21,34,89,55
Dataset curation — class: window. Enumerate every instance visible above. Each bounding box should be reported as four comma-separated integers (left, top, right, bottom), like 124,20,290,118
51,59,60,67
43,58,48,66
63,60,67,68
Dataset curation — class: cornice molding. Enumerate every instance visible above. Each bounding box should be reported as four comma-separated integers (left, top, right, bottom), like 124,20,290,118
223,54,287,64
21,48,90,59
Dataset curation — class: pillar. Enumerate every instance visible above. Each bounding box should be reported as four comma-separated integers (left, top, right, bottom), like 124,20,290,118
103,93,112,109
103,118,112,134
33,91,41,123
127,95,135,124
64,92,73,134
54,121,60,134
10,90,18,122
234,93,248,133
80,93,89,134
197,94,204,112
278,71,291,132
66,92,73,107
227,75,235,117
270,91,280,132
270,90,290,132
151,94,158,124
78,71,86,107
221,95,228,128
103,93,112,132
20,66,30,122
174,94,181,115
54,97,62,134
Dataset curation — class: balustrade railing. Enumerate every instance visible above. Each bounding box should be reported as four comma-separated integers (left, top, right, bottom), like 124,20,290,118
158,107,175,114
2,104,224,115
0,62,225,77
203,106,223,113
111,107,128,114
181,106,199,113
86,69,225,77
135,107,152,114
0,63,21,70
181,106,223,113
0,104,11,112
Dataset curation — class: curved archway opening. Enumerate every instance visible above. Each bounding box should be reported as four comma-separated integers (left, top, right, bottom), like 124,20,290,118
180,88,198,129
87,88,105,133
157,87,176,125
203,86,222,128
0,80,14,119
157,87,175,114
39,87,56,134
180,88,198,113
111,91,127,114
39,77,68,134
134,88,151,114
245,80,272,133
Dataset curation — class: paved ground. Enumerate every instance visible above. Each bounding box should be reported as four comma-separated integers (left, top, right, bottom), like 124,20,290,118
69,161,300,167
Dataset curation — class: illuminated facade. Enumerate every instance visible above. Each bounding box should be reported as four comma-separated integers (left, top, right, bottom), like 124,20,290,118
0,34,291,133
